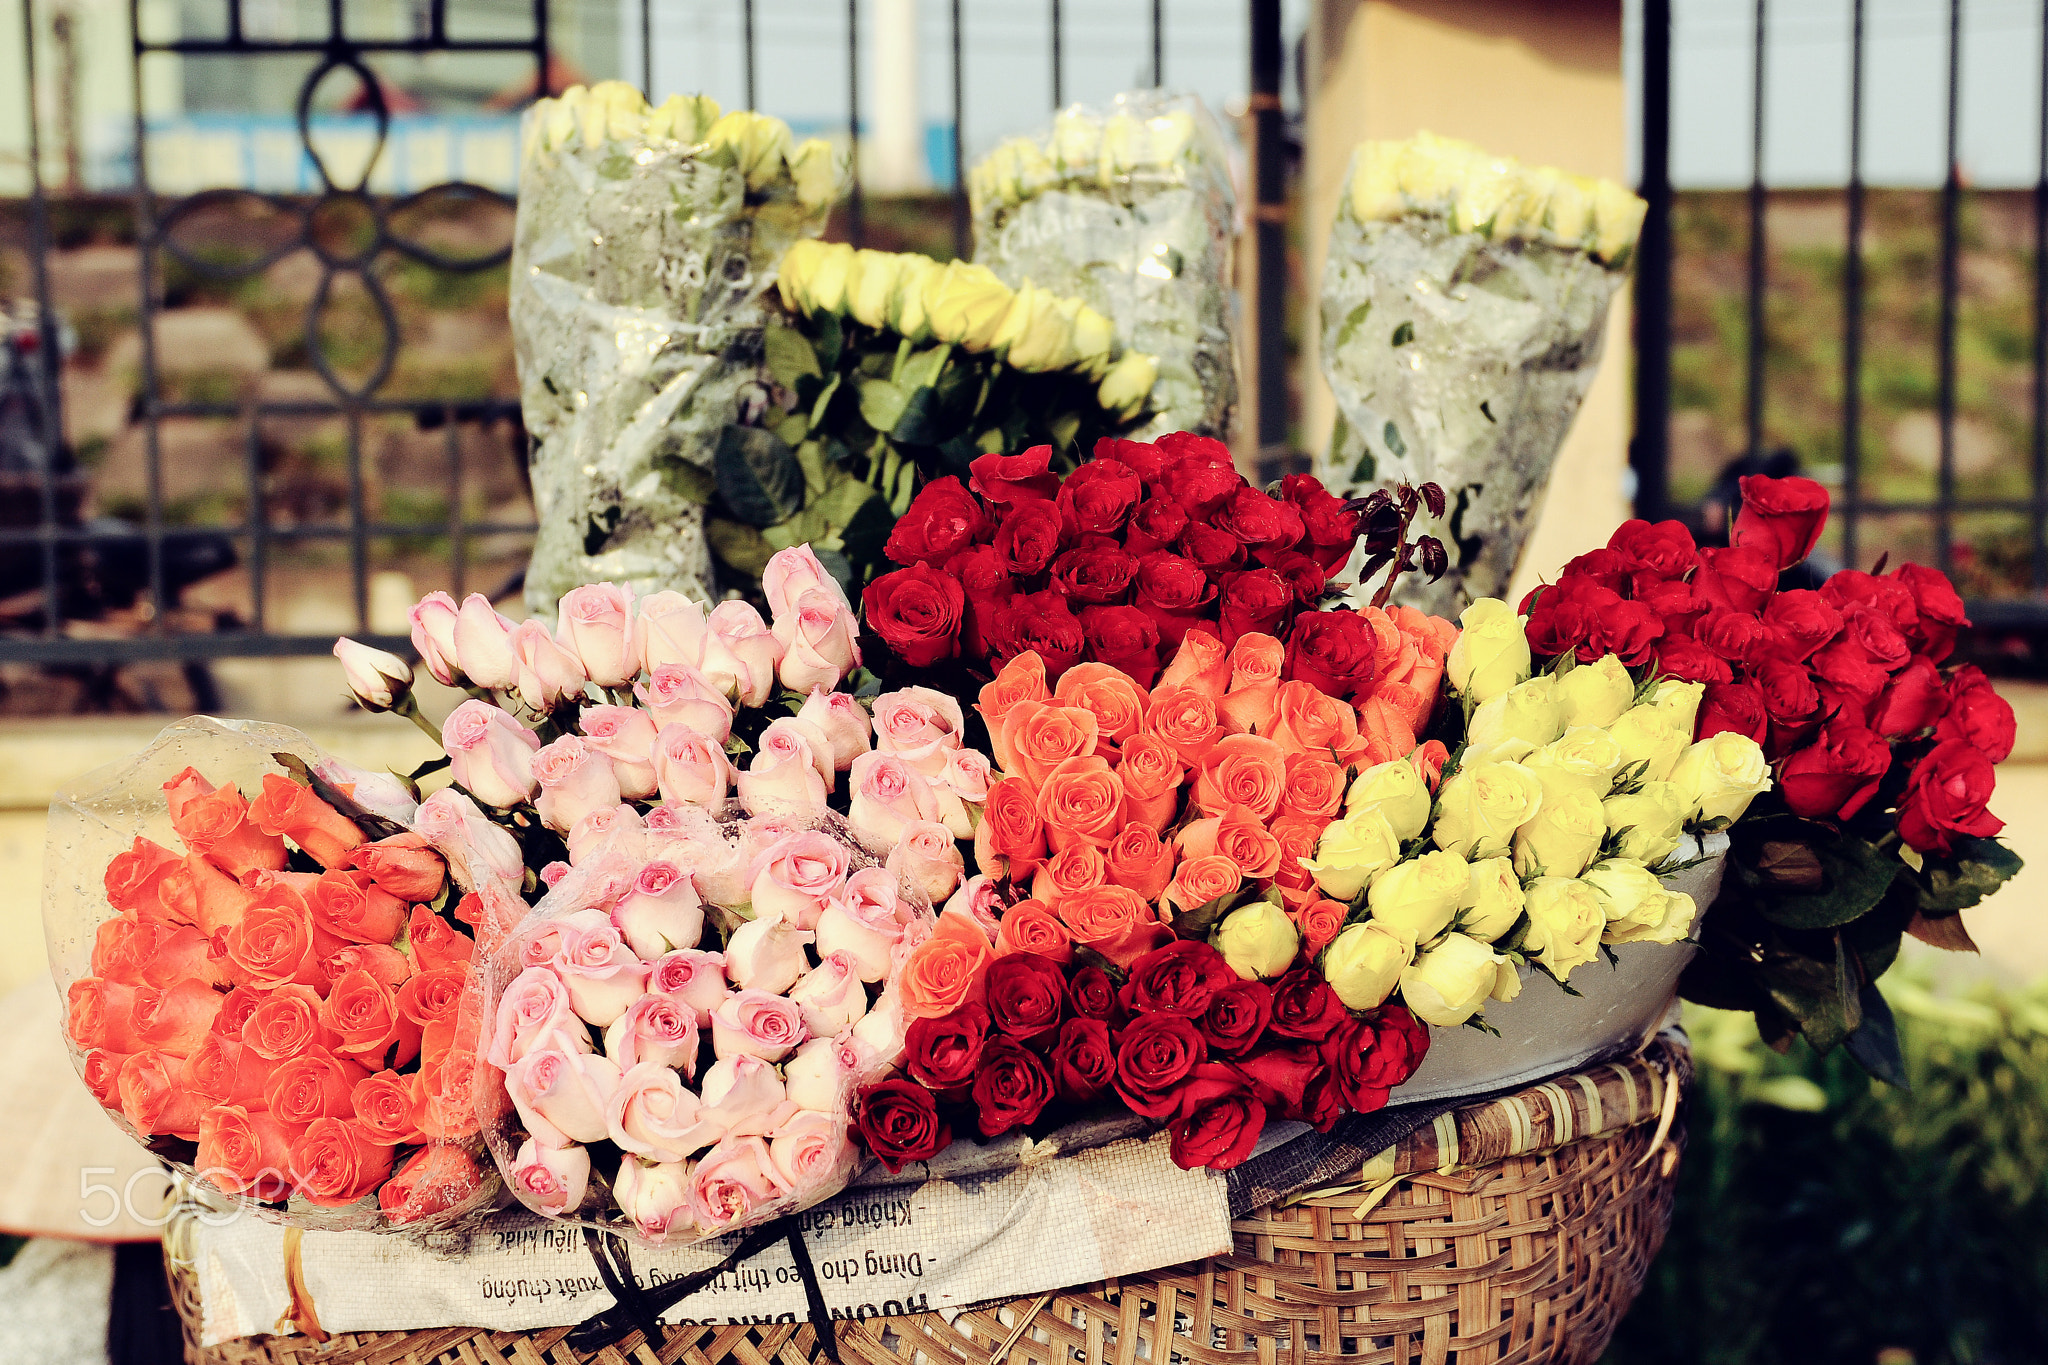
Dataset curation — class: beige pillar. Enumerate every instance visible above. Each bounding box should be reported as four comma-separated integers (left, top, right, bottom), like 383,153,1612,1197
1302,0,1632,602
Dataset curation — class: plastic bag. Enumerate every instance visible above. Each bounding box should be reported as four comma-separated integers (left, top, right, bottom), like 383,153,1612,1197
512,85,840,615
475,804,933,1250
45,717,505,1239
969,90,1237,440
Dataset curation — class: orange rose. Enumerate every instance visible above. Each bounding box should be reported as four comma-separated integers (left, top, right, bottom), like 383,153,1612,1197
320,968,423,1067
1192,733,1288,819
380,1142,485,1223
1032,841,1108,904
1219,632,1286,734
1115,735,1185,832
416,1046,483,1140
1160,853,1242,917
1412,739,1451,791
162,767,219,826
1357,695,1419,766
249,773,367,869
183,854,260,936
1144,686,1224,768
1056,885,1171,968
1280,753,1347,820
265,1047,371,1127
406,905,474,972
195,1103,298,1200
977,776,1047,879
1054,663,1149,753
119,1049,208,1138
244,984,331,1060
899,909,994,1018
994,898,1076,963
1267,681,1369,765
351,1069,425,1145
396,964,470,1033
183,1032,272,1107
220,884,323,990
999,699,1101,789
171,782,287,881
1104,823,1177,903
67,976,144,1054
307,869,407,945
92,914,163,985
133,978,224,1055
1291,899,1349,958
82,1048,127,1108
1176,804,1283,879
1035,756,1127,851
346,833,447,903
1156,629,1231,702
104,837,183,916
1268,814,1328,909
980,651,1052,768
290,1116,397,1207
1371,605,1456,734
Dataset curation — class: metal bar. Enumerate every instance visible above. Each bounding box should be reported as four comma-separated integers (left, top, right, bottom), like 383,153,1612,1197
150,399,523,420
0,522,539,548
227,0,243,45
1152,0,1164,86
1631,0,1673,523
448,406,467,600
128,0,168,632
0,634,419,665
847,0,863,247
2036,1,2048,591
348,408,369,632
1936,0,1963,573
951,0,968,258
21,0,64,637
534,0,553,98
1843,0,1865,571
1744,0,1767,459
641,0,652,95
1051,0,1063,109
246,417,268,632
744,0,757,109
138,38,542,54
1250,0,1285,456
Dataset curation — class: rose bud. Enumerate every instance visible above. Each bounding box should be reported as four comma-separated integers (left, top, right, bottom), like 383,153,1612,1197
888,820,966,903
636,590,709,673
700,1053,789,1130
796,688,874,771
847,753,943,846
855,1079,951,1174
510,618,591,713
412,786,525,895
1212,900,1300,981
452,592,519,690
785,1034,867,1111
775,588,862,694
635,663,736,744
531,734,625,835
704,601,784,708
380,1143,485,1225
613,1156,694,1244
506,1046,623,1147
749,830,850,929
345,832,446,904
852,987,910,1069
333,638,414,713
689,1135,793,1232
815,870,914,982
552,918,651,1027
1320,921,1409,1011
770,1110,856,1202
577,704,660,800
648,948,730,1024
441,700,541,809
723,916,815,996
787,951,871,1036
409,590,462,685
1401,932,1510,1028
737,730,831,817
606,1061,721,1162
1518,877,1607,977
511,1137,591,1218
1446,598,1531,703
613,861,706,958
556,582,638,688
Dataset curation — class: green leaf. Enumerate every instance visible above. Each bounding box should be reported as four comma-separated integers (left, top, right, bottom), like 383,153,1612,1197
858,378,909,434
1171,885,1253,942
812,313,844,371
1350,451,1376,484
892,387,956,446
899,343,952,392
654,455,717,504
764,324,822,388
1071,945,1127,985
809,373,843,429
1383,420,1407,459
714,424,805,528
1390,320,1415,347
1843,981,1908,1087
1761,934,1861,1054
706,517,774,577
1908,837,2024,915
837,491,898,574
1743,830,1900,931
1333,300,1373,350
596,153,633,180
774,411,810,447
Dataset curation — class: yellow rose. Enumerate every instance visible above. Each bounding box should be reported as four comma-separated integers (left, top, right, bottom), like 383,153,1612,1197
1366,850,1469,946
1002,287,1080,372
1668,731,1772,825
1579,858,1668,929
889,255,939,342
1492,960,1524,1004
1321,922,1410,1010
1446,598,1531,704
846,250,902,330
1602,781,1688,866
1610,703,1690,784
1466,674,1565,758
707,110,792,191
1524,725,1624,803
1067,302,1114,375
1517,876,1607,977
1097,351,1158,419
776,239,828,314
1556,653,1634,729
803,241,857,316
1433,760,1544,860
1398,933,1504,1027
647,93,721,144
1051,109,1100,173
1345,758,1431,841
1458,856,1525,942
1211,900,1300,981
1511,785,1607,880
1301,808,1402,902
1647,679,1704,735
579,80,646,146
1605,887,1699,945
923,261,1014,349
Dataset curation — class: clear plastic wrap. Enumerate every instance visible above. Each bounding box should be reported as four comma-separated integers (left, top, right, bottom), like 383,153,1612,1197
1317,136,1641,616
969,90,1237,440
512,85,840,615
475,804,934,1251
44,717,505,1240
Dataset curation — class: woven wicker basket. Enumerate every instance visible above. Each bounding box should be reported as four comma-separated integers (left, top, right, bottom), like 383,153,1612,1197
168,1038,1689,1365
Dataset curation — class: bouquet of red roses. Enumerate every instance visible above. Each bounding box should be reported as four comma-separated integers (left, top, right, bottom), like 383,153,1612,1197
1522,474,2020,1070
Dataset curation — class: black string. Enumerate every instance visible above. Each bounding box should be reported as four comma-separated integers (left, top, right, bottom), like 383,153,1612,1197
580,1227,663,1349
567,1219,790,1353
783,1219,844,1365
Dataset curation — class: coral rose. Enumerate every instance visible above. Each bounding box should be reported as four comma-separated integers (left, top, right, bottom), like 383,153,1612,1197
993,898,1074,963
898,910,994,1019
1057,885,1171,967
1192,734,1288,820
1035,756,1127,850
1104,822,1178,902
1054,663,1149,752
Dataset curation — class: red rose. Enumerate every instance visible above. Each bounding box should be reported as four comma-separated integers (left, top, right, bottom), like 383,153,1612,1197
1267,967,1346,1040
1056,459,1143,538
1842,608,1911,673
1697,680,1768,744
1653,637,1734,686
984,954,1067,1041
1199,980,1274,1059
1165,456,1245,518
1696,610,1773,668
949,543,1012,599
1122,940,1238,1018
1126,497,1190,556
1049,1016,1116,1104
1894,563,1968,661
1051,543,1140,605
1078,605,1163,688
1214,487,1304,557
864,565,965,668
970,445,1060,503
1371,1005,1430,1083
993,500,1067,578
1217,569,1295,646
1280,474,1360,571
1820,569,1916,630
856,1079,950,1172
1636,578,1710,638
1266,551,1328,606
1156,431,1235,464
1096,436,1174,483
886,477,988,567
1778,719,1893,820
1761,590,1844,662
1590,599,1664,665
1133,552,1217,646
905,1005,992,1092
1179,524,1249,574
1936,666,2015,762
1112,1013,1208,1119
1609,518,1697,579
1810,637,1891,719
1559,548,1634,593
1298,1070,1347,1132
1754,658,1823,758
1283,609,1379,702
1872,657,1947,740
1166,1063,1265,1171
1235,1043,1325,1116
1068,966,1121,1023
1897,740,2004,854
971,1036,1055,1136
1694,545,1779,615
993,592,1086,680
1319,1017,1398,1113
1733,474,1830,570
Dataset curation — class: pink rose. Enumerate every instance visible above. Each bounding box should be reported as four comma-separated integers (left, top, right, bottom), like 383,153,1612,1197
441,700,541,810
749,831,851,928
604,992,702,1074
704,602,783,708
850,992,908,1070
938,747,993,804
796,688,873,771
488,966,590,1069
689,1136,792,1232
941,875,1006,940
766,718,837,791
653,724,735,809
510,1136,589,1216
532,735,625,834
614,1156,694,1244
649,948,730,1023
847,752,942,846
775,589,862,693
553,918,652,1026
648,813,748,904
784,1034,866,1110
737,735,831,816
413,786,524,892
645,800,717,842
722,916,815,995
541,861,571,889
567,804,647,868
872,687,966,776
605,1061,722,1161
815,867,916,981
579,704,660,799
409,590,462,686
787,951,869,1035
700,1052,788,1128
763,545,852,622
636,590,709,672
711,991,809,1063
506,1046,622,1147
510,618,590,713
634,664,735,743
316,757,419,826
769,1110,855,1200
888,821,965,902
740,813,809,866
614,860,705,957
557,583,638,687
452,593,519,690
